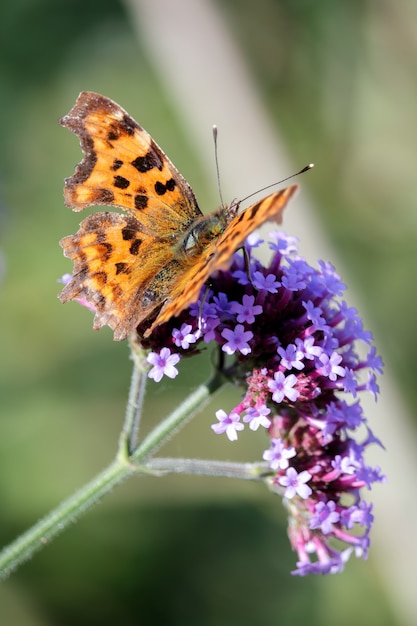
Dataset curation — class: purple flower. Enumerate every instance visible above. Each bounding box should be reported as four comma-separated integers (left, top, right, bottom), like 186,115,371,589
296,337,322,360
268,232,298,254
172,323,198,349
130,230,384,577
252,271,280,293
366,347,384,374
317,351,345,381
278,344,305,371
147,348,180,382
279,467,312,500
303,300,328,331
243,404,271,431
200,316,221,343
232,268,251,286
212,292,233,315
342,369,358,396
211,409,244,441
231,294,263,324
309,500,340,534
332,454,357,476
317,260,346,296
281,265,307,291
268,372,299,403
263,438,296,470
221,324,253,355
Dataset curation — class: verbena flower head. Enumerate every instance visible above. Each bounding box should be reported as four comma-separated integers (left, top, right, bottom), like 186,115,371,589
62,231,385,576
142,231,385,576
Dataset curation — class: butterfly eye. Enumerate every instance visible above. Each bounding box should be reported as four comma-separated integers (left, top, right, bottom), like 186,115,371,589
183,216,228,260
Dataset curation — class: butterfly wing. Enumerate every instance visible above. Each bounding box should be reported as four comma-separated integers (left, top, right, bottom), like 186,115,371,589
59,212,185,340
59,92,207,340
60,92,297,339
146,185,298,335
60,91,202,231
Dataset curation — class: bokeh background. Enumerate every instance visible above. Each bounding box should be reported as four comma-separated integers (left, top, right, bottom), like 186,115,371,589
1,0,416,624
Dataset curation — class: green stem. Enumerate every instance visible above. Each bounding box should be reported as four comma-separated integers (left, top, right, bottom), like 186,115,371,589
0,457,131,580
147,458,269,479
130,371,224,462
0,370,225,579
122,337,149,452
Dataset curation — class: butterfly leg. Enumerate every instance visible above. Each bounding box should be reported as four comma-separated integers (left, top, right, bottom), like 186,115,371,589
242,245,253,282
196,285,211,332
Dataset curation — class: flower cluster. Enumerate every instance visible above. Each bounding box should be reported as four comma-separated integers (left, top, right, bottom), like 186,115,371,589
144,231,385,575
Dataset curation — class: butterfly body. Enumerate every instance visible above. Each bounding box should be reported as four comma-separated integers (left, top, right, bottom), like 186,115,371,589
59,92,297,340
180,207,236,257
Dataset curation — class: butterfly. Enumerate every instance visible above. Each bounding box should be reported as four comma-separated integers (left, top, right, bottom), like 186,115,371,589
59,92,298,340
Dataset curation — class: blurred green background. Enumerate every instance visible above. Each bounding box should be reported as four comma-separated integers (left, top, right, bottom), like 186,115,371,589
1,0,415,624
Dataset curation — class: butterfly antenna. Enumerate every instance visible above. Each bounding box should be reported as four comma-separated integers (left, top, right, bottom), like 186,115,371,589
240,163,314,205
212,125,225,208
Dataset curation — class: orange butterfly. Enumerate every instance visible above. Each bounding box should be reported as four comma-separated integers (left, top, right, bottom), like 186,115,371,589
59,92,297,340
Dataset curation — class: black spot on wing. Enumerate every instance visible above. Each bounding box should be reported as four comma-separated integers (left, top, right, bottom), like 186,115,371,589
115,262,127,274
131,145,163,173
134,194,148,210
122,226,135,240
129,239,142,255
113,175,130,189
120,216,143,241
97,242,113,261
111,159,123,171
107,115,140,142
93,271,107,286
107,129,118,141
120,114,140,136
154,178,176,196
154,181,165,195
91,188,114,204
112,284,123,299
